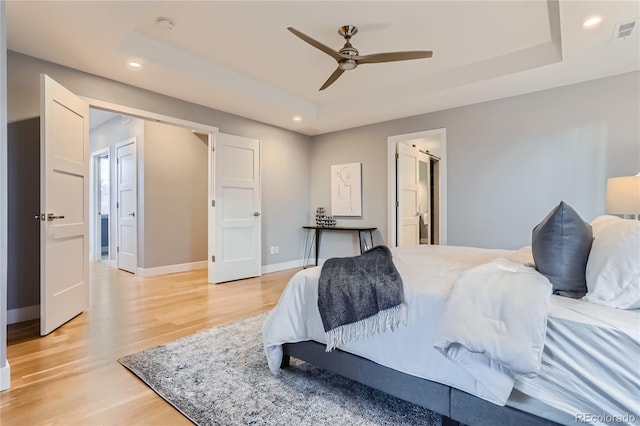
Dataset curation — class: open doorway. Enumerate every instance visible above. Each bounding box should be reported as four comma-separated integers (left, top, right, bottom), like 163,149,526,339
90,149,110,261
387,129,447,248
88,107,212,277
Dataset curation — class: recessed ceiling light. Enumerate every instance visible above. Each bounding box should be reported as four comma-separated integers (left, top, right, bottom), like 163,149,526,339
582,16,602,28
292,115,303,123
128,61,142,68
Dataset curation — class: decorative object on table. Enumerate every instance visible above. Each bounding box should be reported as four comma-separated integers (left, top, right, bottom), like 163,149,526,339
316,207,327,227
316,207,337,228
118,314,440,426
606,174,640,219
331,162,362,216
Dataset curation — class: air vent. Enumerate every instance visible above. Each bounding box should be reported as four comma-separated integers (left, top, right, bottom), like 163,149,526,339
613,19,638,41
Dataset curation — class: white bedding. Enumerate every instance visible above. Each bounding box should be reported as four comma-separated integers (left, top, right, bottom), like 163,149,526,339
262,245,640,424
516,296,640,425
434,258,552,380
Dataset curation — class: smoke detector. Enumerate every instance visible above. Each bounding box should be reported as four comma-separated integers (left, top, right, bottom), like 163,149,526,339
156,17,175,31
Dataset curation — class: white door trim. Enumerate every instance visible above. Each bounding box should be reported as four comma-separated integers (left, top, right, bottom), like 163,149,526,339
1,0,10,391
83,98,219,135
90,147,109,262
387,128,447,247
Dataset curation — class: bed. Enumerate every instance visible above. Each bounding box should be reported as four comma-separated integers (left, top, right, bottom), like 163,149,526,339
263,214,640,426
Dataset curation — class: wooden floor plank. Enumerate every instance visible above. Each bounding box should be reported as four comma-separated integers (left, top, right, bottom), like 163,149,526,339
1,262,297,425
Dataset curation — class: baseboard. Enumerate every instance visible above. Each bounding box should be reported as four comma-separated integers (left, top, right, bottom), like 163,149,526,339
7,305,40,324
137,261,208,277
0,361,10,391
261,259,306,274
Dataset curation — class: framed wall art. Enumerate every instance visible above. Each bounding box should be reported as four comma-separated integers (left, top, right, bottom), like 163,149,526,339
331,162,362,216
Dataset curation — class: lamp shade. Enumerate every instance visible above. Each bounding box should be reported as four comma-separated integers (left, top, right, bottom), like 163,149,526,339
606,176,640,215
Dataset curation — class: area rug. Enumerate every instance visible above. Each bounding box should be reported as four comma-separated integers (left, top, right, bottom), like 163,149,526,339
118,314,442,426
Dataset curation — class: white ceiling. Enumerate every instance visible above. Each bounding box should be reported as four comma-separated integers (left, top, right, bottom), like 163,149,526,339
6,1,640,135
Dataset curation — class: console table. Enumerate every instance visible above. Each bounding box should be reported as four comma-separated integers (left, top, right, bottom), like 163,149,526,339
302,226,377,268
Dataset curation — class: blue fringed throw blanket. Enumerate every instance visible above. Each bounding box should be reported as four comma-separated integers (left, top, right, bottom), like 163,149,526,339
318,245,407,351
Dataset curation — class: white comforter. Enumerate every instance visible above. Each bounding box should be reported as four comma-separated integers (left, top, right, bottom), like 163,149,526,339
263,245,543,405
433,258,552,393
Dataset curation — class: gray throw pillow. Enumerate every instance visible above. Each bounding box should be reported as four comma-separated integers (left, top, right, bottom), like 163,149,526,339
531,201,593,298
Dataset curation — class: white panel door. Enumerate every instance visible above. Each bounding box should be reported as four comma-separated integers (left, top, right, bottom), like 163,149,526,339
40,74,89,335
397,143,419,247
116,140,137,273
212,133,261,283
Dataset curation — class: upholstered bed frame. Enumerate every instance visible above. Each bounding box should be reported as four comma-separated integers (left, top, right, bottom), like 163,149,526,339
281,341,561,426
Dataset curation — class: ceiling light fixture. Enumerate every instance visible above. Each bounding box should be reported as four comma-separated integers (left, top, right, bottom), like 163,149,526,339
128,61,142,68
292,115,303,123
582,16,603,28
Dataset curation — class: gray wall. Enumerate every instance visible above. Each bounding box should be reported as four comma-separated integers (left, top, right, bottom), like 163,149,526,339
143,121,208,268
311,71,640,255
7,118,39,311
8,50,312,269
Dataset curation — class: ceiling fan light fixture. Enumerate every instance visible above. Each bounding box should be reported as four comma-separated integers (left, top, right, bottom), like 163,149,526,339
339,59,357,71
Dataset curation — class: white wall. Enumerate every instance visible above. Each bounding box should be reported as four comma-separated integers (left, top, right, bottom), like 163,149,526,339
311,71,640,255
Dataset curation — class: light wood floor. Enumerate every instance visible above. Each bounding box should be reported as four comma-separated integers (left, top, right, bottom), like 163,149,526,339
0,262,298,425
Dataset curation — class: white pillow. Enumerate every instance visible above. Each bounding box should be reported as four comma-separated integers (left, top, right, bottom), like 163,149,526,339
590,215,622,235
583,217,640,309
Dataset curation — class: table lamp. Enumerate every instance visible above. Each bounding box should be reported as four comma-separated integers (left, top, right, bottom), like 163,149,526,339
606,175,640,219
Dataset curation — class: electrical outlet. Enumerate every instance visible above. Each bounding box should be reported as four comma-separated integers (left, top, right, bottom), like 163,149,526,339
270,246,275,255
275,246,280,254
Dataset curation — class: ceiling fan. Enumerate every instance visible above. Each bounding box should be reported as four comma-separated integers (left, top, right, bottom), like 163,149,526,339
287,25,433,91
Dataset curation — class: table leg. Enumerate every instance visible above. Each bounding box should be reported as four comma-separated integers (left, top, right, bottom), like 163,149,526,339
315,228,320,266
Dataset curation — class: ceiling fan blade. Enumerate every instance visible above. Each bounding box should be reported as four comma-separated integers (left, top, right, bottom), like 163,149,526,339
357,51,433,65
319,67,345,91
288,27,343,62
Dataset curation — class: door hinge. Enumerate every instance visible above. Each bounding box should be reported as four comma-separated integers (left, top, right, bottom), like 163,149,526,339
396,201,399,208
211,255,215,262
117,202,119,208
395,153,399,160
211,200,215,207
117,246,120,253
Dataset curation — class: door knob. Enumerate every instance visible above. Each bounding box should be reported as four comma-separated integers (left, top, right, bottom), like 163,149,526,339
128,212,135,217
47,213,65,221
253,212,261,217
